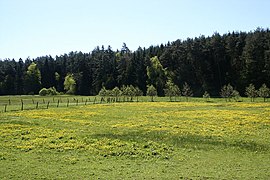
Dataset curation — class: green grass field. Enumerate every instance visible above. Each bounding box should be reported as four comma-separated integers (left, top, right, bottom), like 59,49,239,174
0,96,269,179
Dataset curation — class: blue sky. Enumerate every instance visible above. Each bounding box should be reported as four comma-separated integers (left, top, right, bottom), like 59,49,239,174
1,0,270,60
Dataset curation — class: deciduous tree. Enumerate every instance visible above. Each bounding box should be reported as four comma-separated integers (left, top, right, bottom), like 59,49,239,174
258,84,270,102
146,85,157,102
24,62,41,94
245,83,257,102
182,82,193,101
64,74,76,94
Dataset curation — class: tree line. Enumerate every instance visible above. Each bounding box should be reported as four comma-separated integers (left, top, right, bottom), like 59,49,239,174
0,28,270,97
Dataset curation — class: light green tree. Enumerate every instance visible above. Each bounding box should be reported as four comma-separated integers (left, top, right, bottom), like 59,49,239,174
147,56,167,96
64,74,76,94
24,62,41,94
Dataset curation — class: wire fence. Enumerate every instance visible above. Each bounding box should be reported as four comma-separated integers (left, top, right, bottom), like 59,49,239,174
0,95,149,113
0,96,99,113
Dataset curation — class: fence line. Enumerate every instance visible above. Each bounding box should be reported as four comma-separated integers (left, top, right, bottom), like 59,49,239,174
1,97,97,113
1,96,149,113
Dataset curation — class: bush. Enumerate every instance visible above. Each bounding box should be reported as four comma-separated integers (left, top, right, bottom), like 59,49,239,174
48,87,59,95
98,86,107,97
39,88,49,96
39,87,59,96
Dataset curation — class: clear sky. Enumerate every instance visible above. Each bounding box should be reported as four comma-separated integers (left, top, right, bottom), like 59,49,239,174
1,0,270,60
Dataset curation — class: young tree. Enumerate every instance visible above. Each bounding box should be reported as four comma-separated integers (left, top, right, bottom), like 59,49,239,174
121,85,129,102
64,74,76,94
134,87,143,102
98,86,107,98
164,80,179,102
203,91,210,101
220,84,234,101
98,86,108,103
112,87,121,102
258,84,270,102
182,82,193,101
128,85,136,101
147,85,157,102
245,83,257,102
232,89,241,102
174,85,181,101
106,89,113,97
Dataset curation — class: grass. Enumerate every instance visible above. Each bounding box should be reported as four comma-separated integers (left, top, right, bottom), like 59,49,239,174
0,96,270,179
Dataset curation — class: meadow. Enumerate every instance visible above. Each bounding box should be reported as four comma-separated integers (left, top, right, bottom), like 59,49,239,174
0,96,269,179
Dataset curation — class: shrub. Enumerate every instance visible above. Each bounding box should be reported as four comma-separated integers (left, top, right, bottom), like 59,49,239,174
98,86,107,97
39,87,59,96
39,88,49,96
48,87,59,95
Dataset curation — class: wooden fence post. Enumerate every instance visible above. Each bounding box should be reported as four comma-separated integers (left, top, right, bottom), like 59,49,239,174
32,99,35,104
43,99,45,104
21,99,24,111
36,102,39,109
85,99,87,105
4,104,7,112
8,99,11,105
47,101,50,109
76,99,78,106
57,99,60,107
67,99,69,107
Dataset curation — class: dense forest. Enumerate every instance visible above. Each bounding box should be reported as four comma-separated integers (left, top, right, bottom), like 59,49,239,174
1,28,270,97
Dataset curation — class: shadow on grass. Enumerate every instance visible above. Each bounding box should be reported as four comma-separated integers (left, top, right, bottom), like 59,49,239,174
90,131,269,152
169,134,269,152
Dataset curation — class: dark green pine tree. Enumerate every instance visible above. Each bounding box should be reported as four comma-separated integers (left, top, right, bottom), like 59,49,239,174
40,56,56,88
15,58,25,94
